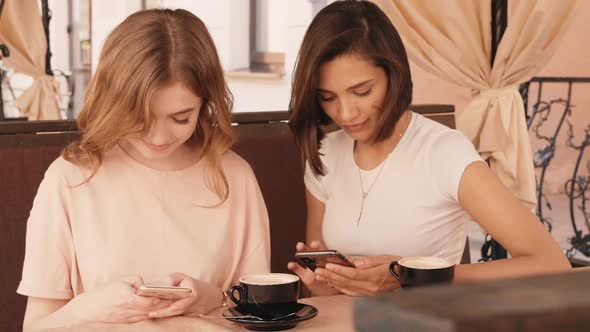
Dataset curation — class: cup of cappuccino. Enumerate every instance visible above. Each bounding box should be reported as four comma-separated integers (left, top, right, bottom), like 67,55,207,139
389,256,455,288
228,273,300,319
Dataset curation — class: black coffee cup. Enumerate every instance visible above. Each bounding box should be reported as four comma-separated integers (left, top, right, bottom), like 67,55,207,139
228,273,300,319
389,256,455,288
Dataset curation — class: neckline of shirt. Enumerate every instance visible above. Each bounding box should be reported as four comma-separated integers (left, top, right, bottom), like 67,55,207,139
355,111,417,174
114,143,205,174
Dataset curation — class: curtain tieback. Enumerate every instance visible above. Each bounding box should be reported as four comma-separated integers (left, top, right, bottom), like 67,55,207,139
33,74,61,100
471,85,519,98
468,84,523,155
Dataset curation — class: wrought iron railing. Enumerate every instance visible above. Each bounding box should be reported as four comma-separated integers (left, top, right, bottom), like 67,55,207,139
521,77,590,266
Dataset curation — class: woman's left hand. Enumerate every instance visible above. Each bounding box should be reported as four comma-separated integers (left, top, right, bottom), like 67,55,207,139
146,272,218,318
314,255,401,296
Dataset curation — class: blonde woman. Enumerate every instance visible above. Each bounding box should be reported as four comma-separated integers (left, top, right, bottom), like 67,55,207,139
17,9,270,329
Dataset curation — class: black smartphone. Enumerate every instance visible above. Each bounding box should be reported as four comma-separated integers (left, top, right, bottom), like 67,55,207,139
295,250,355,271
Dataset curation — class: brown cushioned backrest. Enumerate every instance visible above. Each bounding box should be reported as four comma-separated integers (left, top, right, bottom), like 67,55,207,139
232,122,306,273
0,134,74,332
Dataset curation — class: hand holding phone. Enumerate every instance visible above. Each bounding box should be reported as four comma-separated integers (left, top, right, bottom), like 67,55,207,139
295,250,354,271
135,285,192,300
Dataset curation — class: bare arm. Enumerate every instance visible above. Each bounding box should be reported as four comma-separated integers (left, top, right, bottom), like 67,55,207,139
455,162,571,281
22,278,171,330
22,297,79,331
305,188,326,245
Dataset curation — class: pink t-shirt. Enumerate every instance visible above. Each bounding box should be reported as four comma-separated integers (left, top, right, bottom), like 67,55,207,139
17,145,271,300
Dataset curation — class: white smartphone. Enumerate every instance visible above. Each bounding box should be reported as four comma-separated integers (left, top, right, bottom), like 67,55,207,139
135,285,192,300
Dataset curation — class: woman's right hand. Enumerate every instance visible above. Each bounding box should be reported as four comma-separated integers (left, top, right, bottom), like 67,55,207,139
287,241,341,297
70,276,173,324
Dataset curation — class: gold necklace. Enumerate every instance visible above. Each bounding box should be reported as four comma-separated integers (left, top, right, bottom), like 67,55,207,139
357,159,388,225
355,112,409,226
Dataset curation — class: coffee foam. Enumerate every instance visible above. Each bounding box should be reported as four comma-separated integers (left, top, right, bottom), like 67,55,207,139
240,273,300,285
399,256,454,269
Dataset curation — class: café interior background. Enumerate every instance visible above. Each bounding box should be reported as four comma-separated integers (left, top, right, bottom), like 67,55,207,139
2,0,590,260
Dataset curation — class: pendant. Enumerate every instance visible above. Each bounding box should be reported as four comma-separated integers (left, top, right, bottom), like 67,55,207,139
357,193,367,226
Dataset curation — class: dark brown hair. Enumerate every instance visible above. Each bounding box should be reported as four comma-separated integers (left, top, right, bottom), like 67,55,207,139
288,0,413,177
63,9,234,202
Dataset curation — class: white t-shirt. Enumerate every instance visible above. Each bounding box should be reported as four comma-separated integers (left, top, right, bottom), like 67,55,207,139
304,112,484,264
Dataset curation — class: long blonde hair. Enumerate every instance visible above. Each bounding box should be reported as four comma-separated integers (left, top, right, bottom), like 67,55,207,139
63,9,235,202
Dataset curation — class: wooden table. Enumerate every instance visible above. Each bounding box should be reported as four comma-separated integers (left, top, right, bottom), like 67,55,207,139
41,295,356,332
355,270,590,332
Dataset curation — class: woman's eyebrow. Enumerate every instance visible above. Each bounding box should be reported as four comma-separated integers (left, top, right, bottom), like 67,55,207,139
317,79,374,93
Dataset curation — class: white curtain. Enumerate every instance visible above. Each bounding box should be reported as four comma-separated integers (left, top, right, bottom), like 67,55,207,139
0,0,60,120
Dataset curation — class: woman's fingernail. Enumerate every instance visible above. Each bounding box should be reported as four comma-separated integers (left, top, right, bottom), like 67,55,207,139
149,312,157,317
170,305,178,311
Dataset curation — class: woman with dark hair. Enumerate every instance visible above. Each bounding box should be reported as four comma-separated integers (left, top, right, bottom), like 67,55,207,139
287,0,570,297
